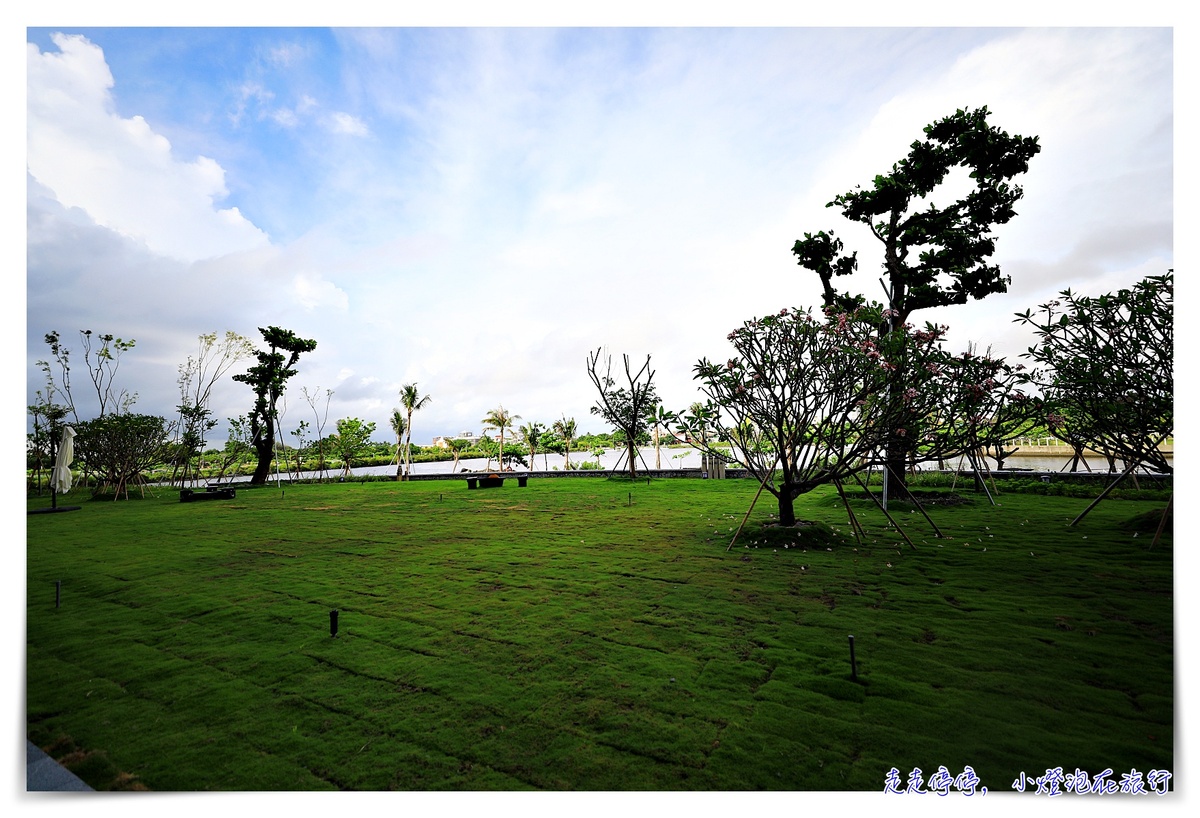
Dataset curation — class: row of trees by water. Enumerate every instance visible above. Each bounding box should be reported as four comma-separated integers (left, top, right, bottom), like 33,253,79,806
29,108,1172,517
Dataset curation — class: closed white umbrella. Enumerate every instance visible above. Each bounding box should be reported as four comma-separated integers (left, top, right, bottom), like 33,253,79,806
52,426,76,495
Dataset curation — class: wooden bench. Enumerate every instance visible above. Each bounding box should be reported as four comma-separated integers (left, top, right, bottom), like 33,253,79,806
466,474,529,489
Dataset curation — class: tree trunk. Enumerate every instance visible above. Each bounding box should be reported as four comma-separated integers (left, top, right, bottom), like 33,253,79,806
401,425,412,480
626,440,637,479
249,415,275,485
776,490,797,527
250,441,273,484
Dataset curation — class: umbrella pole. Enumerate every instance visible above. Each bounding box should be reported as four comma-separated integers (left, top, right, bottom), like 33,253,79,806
50,435,58,509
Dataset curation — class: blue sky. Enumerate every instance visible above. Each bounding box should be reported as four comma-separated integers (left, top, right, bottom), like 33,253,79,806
22,19,1175,448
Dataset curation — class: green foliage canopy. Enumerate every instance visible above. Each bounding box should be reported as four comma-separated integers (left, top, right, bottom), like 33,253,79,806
1015,272,1173,474
794,106,1041,323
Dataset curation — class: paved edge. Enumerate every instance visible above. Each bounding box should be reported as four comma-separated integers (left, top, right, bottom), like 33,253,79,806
26,740,94,792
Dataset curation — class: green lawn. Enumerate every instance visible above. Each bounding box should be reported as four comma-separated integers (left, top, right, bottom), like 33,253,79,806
26,477,1173,792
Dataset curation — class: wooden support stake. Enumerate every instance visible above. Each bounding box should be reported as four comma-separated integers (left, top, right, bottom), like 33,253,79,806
850,471,916,549
1150,493,1173,550
727,458,778,552
884,465,945,538
832,479,867,548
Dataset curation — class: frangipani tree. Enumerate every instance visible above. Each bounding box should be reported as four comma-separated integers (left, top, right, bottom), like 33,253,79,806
686,305,986,526
936,346,1042,472
1016,272,1173,476
74,413,172,499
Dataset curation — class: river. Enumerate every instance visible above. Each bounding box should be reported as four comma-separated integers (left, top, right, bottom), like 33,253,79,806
223,445,1171,483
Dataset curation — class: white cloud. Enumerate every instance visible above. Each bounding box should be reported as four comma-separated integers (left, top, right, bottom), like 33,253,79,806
268,43,307,68
328,111,370,136
27,33,271,263
270,107,300,128
293,273,350,311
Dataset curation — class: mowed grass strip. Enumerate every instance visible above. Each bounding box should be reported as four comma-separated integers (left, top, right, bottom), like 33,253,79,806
27,477,1172,790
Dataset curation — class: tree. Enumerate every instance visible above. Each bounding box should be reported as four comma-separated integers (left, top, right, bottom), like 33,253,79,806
447,438,470,472
79,330,138,416
212,416,252,480
793,106,1041,485
1015,272,1173,475
687,306,957,526
171,332,255,487
37,331,77,423
586,348,657,479
519,422,546,471
291,420,311,477
73,413,172,499
478,436,500,471
330,418,378,477
552,416,577,470
302,387,334,480
232,326,318,485
944,345,1042,472
38,329,138,423
481,406,521,471
389,409,407,467
650,403,678,469
398,383,432,480
680,401,716,446
536,430,560,470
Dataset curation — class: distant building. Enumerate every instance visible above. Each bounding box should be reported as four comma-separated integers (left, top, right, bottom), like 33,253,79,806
431,431,482,449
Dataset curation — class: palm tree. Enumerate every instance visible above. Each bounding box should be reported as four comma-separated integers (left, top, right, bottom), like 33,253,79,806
482,405,521,471
519,422,545,472
398,383,432,480
553,416,577,470
389,409,406,471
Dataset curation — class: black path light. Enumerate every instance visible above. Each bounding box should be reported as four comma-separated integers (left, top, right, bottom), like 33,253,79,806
848,634,858,681
330,610,339,637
